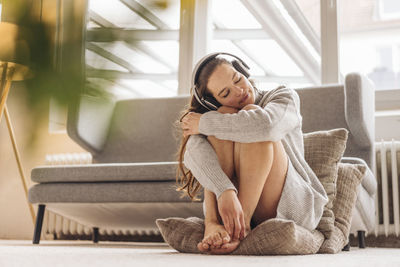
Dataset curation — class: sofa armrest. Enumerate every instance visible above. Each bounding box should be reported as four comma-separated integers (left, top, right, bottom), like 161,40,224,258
67,94,116,154
341,157,377,197
344,73,375,150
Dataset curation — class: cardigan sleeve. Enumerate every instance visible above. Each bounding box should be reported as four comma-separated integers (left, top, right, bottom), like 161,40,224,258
183,134,238,199
198,87,302,143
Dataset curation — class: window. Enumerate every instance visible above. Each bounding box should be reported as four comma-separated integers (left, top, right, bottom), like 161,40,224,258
377,0,400,20
210,0,316,90
338,0,400,91
86,0,180,99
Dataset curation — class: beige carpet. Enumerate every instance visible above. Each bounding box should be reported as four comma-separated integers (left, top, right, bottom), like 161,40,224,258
1,240,400,267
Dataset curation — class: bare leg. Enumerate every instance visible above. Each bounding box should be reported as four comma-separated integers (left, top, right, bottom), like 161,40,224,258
234,105,288,228
234,141,288,228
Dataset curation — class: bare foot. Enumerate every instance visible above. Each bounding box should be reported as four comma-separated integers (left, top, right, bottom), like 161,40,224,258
197,222,231,254
208,240,241,255
197,222,251,254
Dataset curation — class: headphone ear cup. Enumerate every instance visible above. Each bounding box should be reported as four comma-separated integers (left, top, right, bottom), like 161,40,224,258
232,60,250,78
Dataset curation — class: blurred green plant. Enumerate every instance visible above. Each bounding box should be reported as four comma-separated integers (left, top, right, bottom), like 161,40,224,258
1,0,97,147
0,0,171,148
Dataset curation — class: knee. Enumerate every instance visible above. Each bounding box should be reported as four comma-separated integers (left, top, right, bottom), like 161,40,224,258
238,140,275,150
217,106,239,114
207,135,233,147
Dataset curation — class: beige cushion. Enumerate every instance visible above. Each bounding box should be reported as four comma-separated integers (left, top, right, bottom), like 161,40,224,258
156,217,324,255
318,163,366,253
156,217,204,254
232,219,324,255
303,128,348,239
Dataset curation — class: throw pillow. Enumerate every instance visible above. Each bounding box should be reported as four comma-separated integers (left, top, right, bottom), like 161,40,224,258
318,163,366,253
156,217,204,254
303,128,348,239
156,217,324,255
232,218,324,255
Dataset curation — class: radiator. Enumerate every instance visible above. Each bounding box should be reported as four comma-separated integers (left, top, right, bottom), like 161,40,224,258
374,140,400,237
42,153,160,240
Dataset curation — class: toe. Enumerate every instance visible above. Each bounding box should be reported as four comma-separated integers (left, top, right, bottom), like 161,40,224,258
212,233,222,246
214,234,223,246
205,236,213,246
197,242,209,253
202,242,210,250
221,232,231,244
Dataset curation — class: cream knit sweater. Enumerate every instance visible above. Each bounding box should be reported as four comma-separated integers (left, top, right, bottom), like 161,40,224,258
183,86,328,230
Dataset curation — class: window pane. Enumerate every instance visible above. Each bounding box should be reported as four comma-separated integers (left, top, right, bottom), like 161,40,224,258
211,1,311,87
136,0,180,29
88,0,155,29
212,0,261,29
140,40,179,71
295,0,320,38
380,0,400,20
339,0,400,90
86,49,128,72
118,79,177,97
210,40,265,76
86,0,179,98
241,40,304,77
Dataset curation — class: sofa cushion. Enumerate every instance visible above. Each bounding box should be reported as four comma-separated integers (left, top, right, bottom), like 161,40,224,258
303,128,348,239
156,217,324,255
318,163,366,253
31,162,178,183
29,181,203,203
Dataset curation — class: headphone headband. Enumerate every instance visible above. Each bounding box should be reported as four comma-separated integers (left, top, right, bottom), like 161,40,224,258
191,52,250,88
190,52,250,111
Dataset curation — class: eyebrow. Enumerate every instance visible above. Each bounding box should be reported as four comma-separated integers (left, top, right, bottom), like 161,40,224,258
217,71,236,96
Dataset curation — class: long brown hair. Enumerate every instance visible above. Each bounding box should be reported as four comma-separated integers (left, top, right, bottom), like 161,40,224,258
176,57,231,200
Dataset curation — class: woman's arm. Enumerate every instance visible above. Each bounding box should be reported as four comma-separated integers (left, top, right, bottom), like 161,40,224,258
184,134,237,199
204,189,222,224
198,87,301,143
185,134,246,240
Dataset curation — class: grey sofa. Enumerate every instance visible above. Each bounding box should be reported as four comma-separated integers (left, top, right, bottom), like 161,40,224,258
29,73,377,246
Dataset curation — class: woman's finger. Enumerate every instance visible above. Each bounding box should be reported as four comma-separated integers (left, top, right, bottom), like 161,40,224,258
222,216,233,238
239,213,246,240
233,217,241,241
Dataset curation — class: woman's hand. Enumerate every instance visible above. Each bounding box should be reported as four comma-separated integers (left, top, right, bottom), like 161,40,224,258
180,112,202,137
217,189,246,241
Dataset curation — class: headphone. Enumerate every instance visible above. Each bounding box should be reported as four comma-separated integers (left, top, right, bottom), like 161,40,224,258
190,52,251,111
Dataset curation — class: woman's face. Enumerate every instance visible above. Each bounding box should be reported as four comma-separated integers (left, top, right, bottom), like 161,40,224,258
207,63,255,109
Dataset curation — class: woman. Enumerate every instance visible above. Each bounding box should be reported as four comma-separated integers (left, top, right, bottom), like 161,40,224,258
177,53,328,255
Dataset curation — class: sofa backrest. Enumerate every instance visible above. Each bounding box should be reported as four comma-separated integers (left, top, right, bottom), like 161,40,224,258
298,73,375,167
94,95,189,163
67,73,375,167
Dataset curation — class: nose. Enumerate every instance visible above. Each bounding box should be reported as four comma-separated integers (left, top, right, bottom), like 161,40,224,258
232,86,243,96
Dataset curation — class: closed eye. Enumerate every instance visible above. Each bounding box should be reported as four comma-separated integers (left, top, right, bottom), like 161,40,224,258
223,89,230,98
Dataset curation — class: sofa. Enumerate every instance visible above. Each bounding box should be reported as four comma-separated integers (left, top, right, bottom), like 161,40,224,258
28,73,377,247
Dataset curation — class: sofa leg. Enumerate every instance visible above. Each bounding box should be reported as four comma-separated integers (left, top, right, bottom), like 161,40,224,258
93,227,99,243
358,231,366,248
342,242,350,251
33,205,46,244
